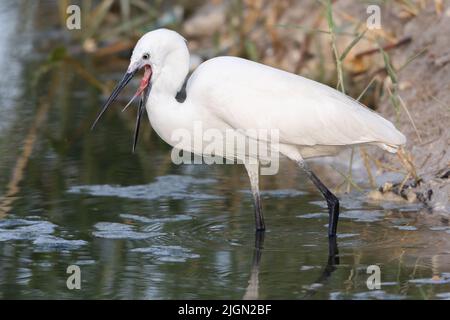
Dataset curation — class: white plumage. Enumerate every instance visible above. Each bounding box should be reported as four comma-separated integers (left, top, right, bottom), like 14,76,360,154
94,28,407,236
187,56,405,158
130,29,405,163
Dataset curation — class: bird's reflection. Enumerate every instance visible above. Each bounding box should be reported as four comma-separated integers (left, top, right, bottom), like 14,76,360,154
303,236,340,298
242,232,340,299
243,231,265,300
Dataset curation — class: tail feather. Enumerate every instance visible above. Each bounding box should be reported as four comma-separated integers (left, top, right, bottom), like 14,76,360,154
379,143,401,153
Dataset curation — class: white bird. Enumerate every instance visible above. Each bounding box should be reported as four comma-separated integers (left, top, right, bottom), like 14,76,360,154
92,29,406,238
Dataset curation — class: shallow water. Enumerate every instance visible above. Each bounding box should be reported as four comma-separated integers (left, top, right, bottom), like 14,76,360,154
1,1,450,300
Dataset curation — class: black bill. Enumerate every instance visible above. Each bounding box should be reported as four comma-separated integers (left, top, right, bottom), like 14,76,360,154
132,84,151,153
91,69,138,130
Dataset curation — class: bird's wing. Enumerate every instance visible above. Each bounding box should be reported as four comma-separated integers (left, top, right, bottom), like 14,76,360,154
187,56,405,148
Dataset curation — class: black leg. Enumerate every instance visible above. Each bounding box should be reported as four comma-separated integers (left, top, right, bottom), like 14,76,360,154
253,230,265,264
243,231,265,299
245,163,266,231
317,236,340,282
327,235,339,265
252,191,265,231
298,160,340,237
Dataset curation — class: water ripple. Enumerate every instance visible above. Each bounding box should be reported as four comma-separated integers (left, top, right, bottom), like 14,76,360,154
120,213,192,223
93,222,164,240
339,210,384,222
33,235,87,251
0,219,55,241
68,175,221,200
240,189,307,198
0,218,86,252
132,245,200,262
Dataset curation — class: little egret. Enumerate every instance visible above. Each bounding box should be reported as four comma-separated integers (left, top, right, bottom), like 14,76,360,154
92,29,406,237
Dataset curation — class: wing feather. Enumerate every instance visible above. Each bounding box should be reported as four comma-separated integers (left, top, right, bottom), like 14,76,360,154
187,56,406,148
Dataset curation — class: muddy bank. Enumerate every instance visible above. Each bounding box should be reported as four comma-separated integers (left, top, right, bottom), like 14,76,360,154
375,5,450,214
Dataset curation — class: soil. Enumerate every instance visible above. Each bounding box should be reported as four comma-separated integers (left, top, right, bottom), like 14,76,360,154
375,4,450,214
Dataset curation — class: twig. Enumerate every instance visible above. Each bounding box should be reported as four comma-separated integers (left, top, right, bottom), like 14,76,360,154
355,37,412,59
398,94,423,142
325,0,345,93
331,165,364,192
346,147,355,193
0,97,52,217
360,147,375,188
397,148,419,181
294,8,325,74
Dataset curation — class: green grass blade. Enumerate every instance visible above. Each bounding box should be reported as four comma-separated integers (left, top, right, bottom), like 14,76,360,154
340,29,367,61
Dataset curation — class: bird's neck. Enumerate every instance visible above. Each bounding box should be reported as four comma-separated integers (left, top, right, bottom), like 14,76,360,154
145,48,192,146
150,48,190,104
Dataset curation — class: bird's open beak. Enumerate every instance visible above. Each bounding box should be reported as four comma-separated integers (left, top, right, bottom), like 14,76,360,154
91,65,153,152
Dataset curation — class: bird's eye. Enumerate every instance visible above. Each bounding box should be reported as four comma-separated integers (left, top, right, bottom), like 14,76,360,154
142,53,150,60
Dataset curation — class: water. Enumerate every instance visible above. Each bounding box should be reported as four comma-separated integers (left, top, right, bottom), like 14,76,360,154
1,1,450,300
